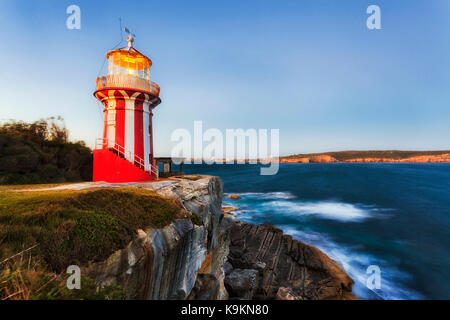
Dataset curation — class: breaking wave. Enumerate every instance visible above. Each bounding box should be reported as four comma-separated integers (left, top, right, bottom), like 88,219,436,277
224,192,390,223
266,200,373,222
223,191,422,300
283,228,424,300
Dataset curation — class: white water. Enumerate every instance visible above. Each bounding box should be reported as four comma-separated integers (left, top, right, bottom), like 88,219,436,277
223,191,423,300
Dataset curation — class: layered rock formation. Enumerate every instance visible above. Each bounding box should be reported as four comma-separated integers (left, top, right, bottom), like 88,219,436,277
73,175,355,300
84,175,231,300
226,224,356,300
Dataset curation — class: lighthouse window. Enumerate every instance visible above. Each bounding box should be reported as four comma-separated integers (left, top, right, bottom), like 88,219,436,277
105,50,152,81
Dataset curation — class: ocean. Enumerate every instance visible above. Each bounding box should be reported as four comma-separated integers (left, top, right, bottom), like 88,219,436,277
183,163,450,300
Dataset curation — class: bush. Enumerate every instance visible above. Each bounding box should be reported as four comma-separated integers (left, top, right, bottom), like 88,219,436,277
0,118,93,184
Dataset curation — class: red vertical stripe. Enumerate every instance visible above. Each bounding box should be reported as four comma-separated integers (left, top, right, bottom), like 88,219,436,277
115,90,125,149
134,93,144,165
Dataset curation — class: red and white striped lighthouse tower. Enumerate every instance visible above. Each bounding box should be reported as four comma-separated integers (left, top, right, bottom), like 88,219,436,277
93,35,161,182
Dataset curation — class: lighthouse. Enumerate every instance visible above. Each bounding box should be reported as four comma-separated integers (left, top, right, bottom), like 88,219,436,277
93,35,161,182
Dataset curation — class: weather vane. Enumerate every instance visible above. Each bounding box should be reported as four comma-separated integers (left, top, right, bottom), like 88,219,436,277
123,27,136,48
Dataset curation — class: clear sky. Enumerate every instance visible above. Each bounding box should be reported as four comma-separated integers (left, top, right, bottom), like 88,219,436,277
0,0,449,156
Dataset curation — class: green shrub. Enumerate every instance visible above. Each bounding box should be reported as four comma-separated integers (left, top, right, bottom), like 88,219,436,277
0,118,93,184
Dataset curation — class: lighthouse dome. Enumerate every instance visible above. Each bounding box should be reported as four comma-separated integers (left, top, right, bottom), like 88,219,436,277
96,45,160,96
106,47,152,79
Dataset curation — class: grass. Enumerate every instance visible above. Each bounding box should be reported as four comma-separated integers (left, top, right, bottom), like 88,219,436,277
1,261,124,300
0,186,189,299
0,183,74,191
0,187,185,272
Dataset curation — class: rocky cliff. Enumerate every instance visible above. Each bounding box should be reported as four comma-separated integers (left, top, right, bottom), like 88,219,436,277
76,175,355,300
83,175,230,300
225,224,356,300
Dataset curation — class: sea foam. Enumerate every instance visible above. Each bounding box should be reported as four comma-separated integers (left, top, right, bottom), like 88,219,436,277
224,191,423,300
283,228,424,300
268,200,373,222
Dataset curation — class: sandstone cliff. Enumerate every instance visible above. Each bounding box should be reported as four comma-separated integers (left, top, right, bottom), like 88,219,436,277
83,175,230,300
281,152,450,163
70,175,356,300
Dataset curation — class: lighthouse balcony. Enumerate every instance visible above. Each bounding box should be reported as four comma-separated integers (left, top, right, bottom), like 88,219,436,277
96,74,160,97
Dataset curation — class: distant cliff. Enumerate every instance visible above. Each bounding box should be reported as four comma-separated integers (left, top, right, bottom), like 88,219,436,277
281,150,450,163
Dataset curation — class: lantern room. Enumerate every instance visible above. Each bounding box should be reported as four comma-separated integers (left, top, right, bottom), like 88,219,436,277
106,48,152,80
95,36,160,96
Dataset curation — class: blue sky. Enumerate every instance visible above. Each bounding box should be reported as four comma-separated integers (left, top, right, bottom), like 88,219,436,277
0,0,449,156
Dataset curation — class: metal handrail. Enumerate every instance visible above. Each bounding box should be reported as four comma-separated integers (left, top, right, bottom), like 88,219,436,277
95,138,158,177
96,74,160,96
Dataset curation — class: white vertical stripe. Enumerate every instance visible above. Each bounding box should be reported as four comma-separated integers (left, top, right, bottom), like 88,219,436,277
143,100,150,170
106,90,116,148
123,91,142,163
124,100,135,162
